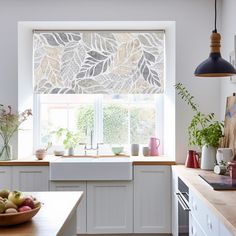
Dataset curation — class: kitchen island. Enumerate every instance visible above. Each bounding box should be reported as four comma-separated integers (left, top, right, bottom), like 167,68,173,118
0,191,83,236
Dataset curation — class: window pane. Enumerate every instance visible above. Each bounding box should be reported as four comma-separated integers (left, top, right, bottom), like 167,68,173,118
103,104,129,145
76,105,94,143
130,105,156,144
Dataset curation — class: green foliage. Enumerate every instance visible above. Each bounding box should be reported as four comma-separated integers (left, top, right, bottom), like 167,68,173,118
53,128,79,149
103,104,128,144
175,83,223,148
76,105,94,142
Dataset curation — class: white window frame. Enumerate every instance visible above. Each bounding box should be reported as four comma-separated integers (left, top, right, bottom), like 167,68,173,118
18,21,175,159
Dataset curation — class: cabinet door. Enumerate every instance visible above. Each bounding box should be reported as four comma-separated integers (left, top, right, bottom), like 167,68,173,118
219,222,233,236
134,165,171,233
87,181,133,234
50,181,86,234
0,166,12,189
189,212,206,236
12,166,49,191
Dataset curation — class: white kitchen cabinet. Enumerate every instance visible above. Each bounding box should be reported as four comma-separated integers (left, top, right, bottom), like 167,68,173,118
50,181,86,234
189,189,219,236
134,165,171,233
87,181,133,234
189,212,206,236
0,166,12,189
219,222,233,236
171,169,178,236
12,166,49,191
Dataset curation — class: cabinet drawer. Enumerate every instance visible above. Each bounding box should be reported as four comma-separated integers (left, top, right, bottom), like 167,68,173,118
189,212,206,236
189,190,219,236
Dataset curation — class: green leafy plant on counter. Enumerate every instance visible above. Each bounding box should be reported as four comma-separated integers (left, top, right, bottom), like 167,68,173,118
53,128,80,150
175,83,223,148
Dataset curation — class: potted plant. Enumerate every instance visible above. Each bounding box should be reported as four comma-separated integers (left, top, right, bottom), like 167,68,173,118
0,105,32,161
54,128,80,156
175,83,223,170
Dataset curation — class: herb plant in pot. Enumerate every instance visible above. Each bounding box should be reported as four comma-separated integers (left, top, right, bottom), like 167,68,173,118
175,83,223,170
54,128,80,156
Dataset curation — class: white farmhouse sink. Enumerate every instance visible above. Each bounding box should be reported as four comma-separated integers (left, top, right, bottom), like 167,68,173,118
50,157,133,181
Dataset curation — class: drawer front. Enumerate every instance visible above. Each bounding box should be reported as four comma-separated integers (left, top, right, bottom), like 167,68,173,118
189,190,219,236
189,212,206,236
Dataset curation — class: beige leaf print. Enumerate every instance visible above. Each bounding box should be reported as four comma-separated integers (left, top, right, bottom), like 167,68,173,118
112,39,142,76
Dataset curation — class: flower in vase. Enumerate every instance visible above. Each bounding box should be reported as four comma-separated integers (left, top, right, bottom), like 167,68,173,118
0,105,32,160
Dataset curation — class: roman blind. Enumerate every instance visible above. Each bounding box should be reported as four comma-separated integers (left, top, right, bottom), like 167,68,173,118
33,30,164,94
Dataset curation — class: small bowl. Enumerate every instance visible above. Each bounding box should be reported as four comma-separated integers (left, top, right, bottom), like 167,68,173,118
112,147,124,155
54,150,65,156
35,149,46,160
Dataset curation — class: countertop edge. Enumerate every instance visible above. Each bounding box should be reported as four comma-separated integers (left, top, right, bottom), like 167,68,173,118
0,156,176,166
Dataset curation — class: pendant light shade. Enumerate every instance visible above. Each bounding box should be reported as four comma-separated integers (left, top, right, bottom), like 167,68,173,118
194,0,236,77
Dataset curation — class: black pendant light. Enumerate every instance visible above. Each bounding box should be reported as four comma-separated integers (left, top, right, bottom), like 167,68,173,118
194,0,236,77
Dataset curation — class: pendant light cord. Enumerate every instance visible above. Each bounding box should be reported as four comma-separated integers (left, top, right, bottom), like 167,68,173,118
213,0,217,33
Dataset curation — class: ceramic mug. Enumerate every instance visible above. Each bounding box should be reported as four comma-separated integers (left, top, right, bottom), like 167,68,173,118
216,148,233,164
142,147,150,156
131,144,139,156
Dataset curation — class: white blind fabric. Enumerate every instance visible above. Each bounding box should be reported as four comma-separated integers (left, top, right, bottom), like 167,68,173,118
33,30,164,94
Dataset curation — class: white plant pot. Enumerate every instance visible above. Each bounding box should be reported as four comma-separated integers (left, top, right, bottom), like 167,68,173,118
200,145,216,170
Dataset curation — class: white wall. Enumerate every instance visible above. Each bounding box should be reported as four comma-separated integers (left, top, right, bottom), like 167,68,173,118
221,0,236,119
0,0,220,163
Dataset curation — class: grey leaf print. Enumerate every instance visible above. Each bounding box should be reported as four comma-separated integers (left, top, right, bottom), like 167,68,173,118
138,55,161,86
61,42,86,82
77,50,112,78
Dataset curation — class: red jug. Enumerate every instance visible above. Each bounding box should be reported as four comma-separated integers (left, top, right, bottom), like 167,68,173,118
185,150,200,168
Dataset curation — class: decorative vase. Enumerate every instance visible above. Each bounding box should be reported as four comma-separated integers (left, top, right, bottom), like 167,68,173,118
200,145,216,170
0,144,12,161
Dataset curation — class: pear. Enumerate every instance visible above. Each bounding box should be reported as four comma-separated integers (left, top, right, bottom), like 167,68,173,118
0,201,5,213
0,189,10,198
5,199,17,210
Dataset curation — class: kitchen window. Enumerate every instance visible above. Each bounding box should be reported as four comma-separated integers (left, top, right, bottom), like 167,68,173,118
35,93,163,153
32,29,165,154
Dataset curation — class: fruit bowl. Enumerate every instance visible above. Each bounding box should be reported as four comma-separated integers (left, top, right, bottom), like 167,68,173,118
0,204,41,226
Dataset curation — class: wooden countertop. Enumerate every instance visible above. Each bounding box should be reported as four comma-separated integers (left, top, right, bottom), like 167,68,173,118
131,156,175,165
172,165,236,235
0,191,83,236
0,155,175,166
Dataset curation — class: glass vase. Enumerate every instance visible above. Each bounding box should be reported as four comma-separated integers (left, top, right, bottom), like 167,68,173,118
0,144,12,161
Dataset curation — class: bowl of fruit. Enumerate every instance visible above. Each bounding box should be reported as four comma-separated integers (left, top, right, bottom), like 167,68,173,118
0,189,41,226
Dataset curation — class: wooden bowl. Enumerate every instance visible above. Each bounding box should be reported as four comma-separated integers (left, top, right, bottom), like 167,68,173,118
0,205,41,226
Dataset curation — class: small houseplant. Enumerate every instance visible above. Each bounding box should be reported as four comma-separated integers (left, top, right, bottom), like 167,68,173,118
54,128,80,156
175,83,223,169
0,105,32,161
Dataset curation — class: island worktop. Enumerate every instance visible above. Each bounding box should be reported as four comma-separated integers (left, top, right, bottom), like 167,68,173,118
0,191,83,236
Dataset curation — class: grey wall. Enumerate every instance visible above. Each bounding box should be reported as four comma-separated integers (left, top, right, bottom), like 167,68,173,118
221,0,236,117
0,0,221,162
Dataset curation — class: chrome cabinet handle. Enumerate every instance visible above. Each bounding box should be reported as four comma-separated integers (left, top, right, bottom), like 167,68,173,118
176,192,190,211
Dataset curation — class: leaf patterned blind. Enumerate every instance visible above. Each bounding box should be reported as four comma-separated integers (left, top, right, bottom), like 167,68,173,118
33,30,164,94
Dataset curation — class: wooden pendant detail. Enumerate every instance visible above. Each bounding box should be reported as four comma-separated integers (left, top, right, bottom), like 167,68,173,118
210,32,221,53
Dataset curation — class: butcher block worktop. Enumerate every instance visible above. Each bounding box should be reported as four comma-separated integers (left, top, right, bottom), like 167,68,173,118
0,155,175,166
0,191,83,236
172,165,236,235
